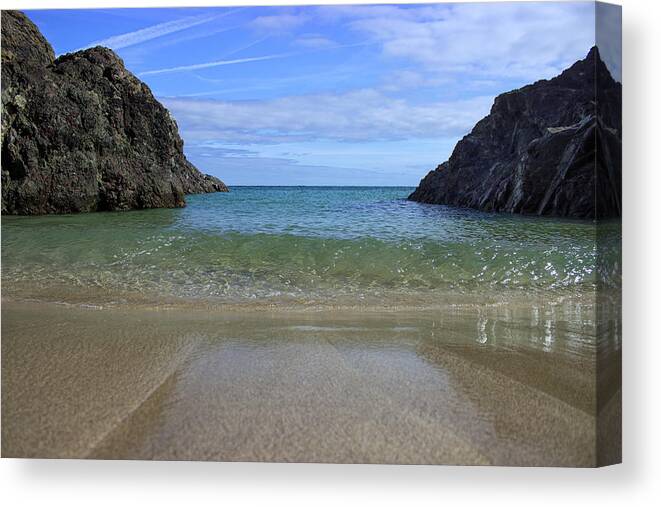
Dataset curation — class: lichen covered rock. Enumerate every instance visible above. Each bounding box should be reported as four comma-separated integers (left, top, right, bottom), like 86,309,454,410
2,11,227,215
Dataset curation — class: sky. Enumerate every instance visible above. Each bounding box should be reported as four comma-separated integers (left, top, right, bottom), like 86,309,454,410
24,2,618,186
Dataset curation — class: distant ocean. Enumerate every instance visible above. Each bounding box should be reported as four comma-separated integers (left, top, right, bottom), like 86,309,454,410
1,186,618,306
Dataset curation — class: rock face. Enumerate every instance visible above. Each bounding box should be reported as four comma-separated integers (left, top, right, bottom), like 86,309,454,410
1,11,227,215
408,47,621,219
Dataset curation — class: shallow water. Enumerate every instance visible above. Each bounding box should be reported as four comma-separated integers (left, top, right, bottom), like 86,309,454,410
2,300,611,465
1,187,622,464
1,187,619,305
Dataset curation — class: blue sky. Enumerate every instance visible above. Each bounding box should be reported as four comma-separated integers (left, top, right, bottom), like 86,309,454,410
25,3,609,186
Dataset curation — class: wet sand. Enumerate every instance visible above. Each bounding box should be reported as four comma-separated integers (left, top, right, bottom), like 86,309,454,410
1,296,619,466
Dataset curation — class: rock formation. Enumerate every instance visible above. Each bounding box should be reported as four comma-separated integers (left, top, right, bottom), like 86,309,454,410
408,47,621,219
1,11,227,215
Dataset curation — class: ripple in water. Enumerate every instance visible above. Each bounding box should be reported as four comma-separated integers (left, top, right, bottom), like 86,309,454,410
1,186,620,304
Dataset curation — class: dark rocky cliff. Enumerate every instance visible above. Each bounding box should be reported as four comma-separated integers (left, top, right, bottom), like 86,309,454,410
408,47,621,219
1,11,227,215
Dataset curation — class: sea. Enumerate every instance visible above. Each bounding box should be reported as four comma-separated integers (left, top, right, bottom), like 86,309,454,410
1,186,620,307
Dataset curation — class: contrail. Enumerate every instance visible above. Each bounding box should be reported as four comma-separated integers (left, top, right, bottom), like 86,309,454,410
223,35,271,58
139,40,378,77
140,53,296,76
76,10,240,51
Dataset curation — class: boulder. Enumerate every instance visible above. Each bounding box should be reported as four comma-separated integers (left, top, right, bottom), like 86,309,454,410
408,47,621,219
1,11,227,215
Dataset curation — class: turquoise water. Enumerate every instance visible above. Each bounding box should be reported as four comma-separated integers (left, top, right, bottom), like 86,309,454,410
1,186,617,304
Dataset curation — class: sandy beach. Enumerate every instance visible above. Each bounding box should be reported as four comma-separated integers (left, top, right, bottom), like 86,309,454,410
1,294,620,466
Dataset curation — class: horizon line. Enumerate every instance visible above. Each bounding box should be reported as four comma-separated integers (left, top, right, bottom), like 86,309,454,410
205,184,417,188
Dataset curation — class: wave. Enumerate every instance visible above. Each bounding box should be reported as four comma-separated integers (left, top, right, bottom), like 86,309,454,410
1,188,621,304
2,227,618,303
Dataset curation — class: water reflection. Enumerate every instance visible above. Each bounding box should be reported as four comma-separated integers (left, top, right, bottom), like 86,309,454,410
415,296,604,360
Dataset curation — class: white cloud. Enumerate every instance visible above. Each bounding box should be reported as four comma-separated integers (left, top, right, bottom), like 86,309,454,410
319,2,596,81
380,70,450,92
250,13,309,34
162,89,493,144
76,13,219,51
294,34,337,49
